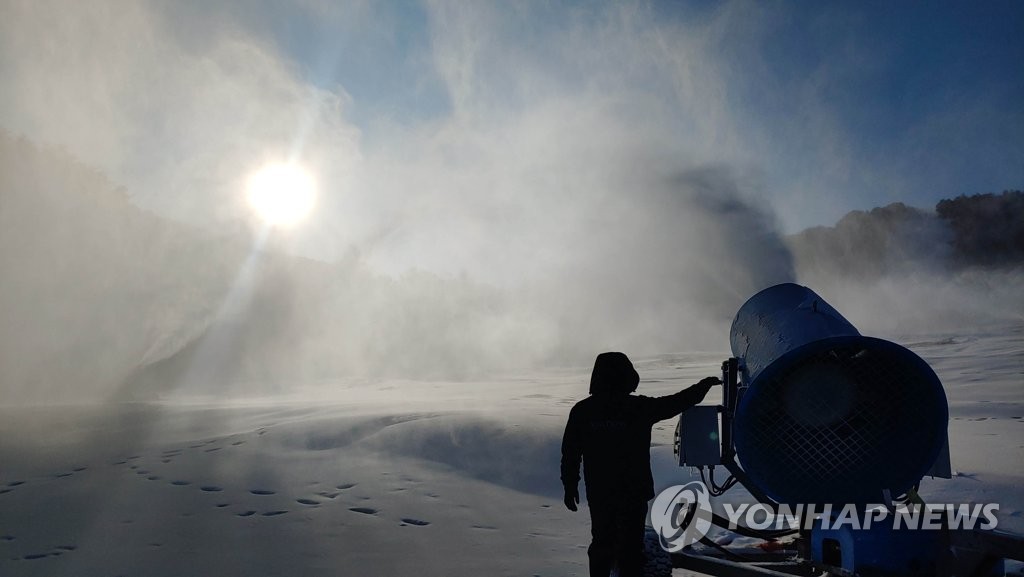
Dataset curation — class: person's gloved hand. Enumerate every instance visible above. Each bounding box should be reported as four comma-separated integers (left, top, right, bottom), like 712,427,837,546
695,376,721,401
698,376,721,389
563,487,579,512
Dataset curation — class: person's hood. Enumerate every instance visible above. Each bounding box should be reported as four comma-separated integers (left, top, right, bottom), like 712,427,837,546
589,352,639,396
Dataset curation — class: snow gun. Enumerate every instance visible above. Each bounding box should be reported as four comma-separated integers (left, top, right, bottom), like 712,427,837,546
650,283,1024,577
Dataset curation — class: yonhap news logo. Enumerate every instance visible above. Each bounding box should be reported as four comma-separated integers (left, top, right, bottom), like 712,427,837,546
650,482,713,551
719,502,1000,532
651,481,1001,553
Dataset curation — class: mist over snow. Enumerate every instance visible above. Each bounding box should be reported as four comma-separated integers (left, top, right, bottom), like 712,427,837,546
0,2,1019,400
0,134,797,404
786,196,1024,337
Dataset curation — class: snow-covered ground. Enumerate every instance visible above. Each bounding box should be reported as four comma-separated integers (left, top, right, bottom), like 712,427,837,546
0,325,1020,576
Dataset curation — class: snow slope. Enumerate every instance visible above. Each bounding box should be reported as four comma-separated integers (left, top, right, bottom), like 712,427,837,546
0,326,1020,576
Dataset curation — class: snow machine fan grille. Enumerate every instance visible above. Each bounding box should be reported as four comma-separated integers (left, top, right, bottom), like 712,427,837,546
735,340,947,505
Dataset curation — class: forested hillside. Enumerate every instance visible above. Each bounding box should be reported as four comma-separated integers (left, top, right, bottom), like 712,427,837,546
788,191,1024,278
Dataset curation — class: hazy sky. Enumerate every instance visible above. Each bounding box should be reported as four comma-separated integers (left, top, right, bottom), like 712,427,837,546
1,0,1022,401
1,0,1021,267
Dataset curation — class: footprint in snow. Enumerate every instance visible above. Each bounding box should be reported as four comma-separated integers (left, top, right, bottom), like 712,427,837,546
22,545,77,560
200,486,224,492
336,483,356,490
401,518,430,526
349,507,378,515
297,498,319,506
237,511,257,517
250,489,275,495
262,511,289,517
171,480,191,486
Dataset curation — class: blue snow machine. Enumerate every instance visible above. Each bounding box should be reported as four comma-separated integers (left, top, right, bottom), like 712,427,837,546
646,283,1023,577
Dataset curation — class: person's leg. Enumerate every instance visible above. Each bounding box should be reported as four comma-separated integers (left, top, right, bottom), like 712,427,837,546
614,499,649,577
588,500,615,577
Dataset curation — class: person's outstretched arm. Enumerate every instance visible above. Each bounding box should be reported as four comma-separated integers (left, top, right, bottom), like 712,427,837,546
642,376,720,422
560,405,583,511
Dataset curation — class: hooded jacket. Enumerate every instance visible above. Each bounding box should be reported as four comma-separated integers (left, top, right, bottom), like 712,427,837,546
560,352,712,502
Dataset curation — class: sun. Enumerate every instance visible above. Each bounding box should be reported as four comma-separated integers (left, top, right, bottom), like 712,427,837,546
246,162,316,227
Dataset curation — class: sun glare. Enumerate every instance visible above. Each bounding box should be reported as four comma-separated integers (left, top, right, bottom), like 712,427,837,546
246,162,316,227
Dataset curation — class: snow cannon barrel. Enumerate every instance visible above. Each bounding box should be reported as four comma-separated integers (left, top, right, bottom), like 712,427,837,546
729,283,948,506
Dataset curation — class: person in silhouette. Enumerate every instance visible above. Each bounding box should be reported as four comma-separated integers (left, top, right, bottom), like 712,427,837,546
561,351,719,577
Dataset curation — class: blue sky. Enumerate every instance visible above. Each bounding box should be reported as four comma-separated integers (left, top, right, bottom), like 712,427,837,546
1,0,1021,254
230,0,1024,230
